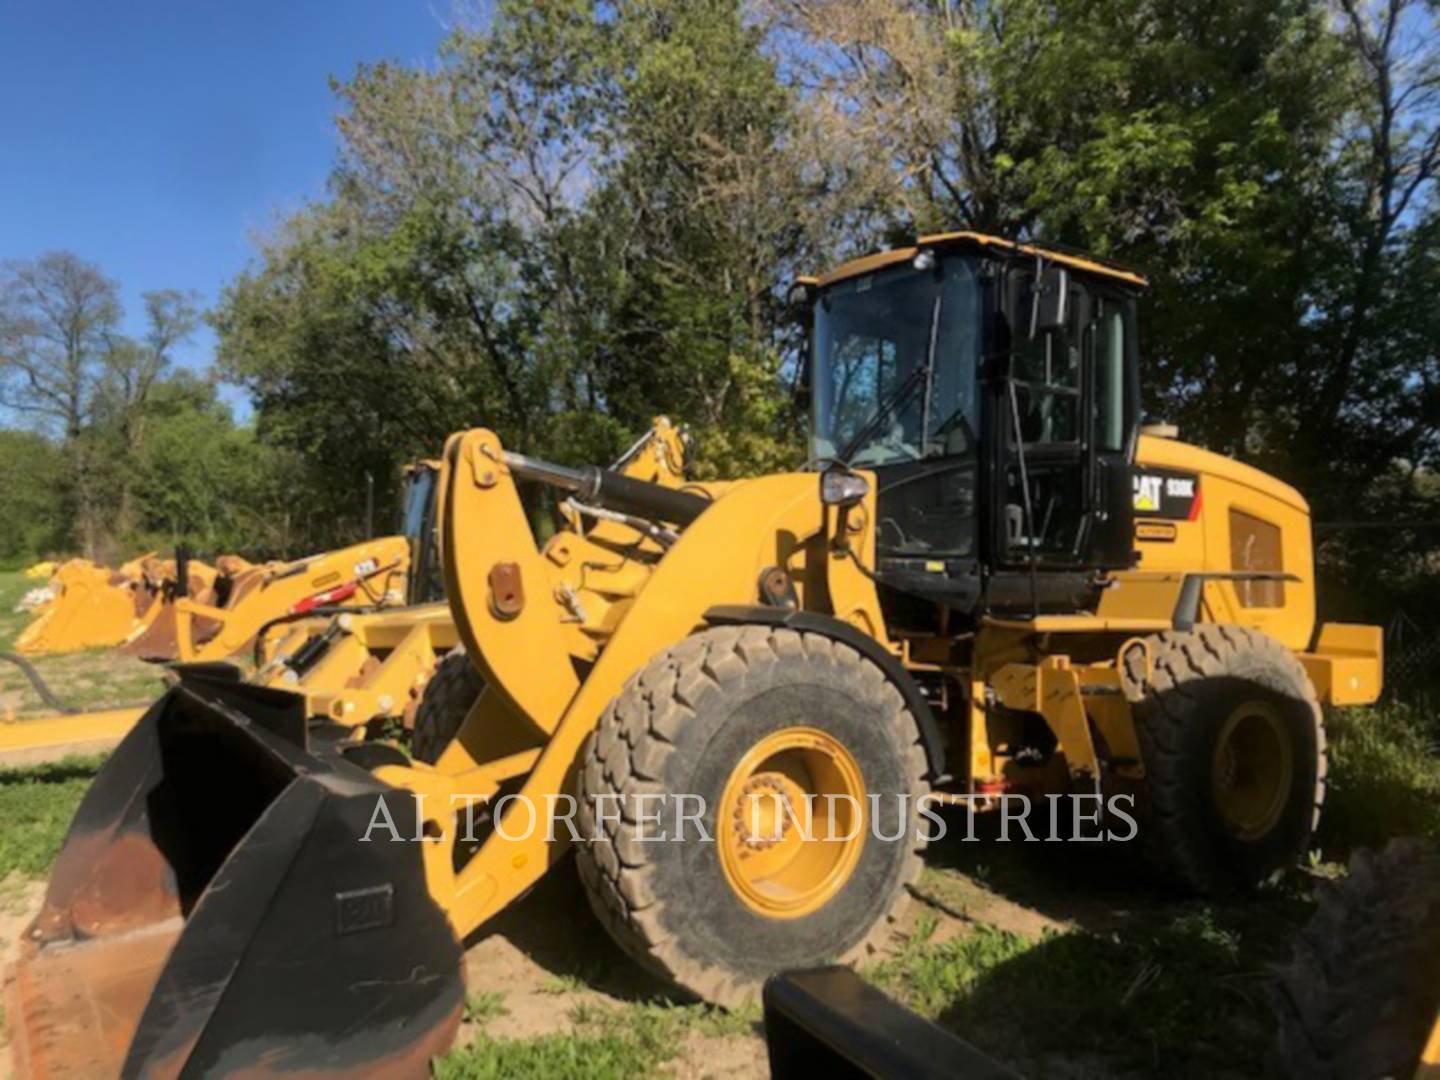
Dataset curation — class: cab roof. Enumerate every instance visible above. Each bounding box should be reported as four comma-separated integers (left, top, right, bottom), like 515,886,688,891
807,232,1148,291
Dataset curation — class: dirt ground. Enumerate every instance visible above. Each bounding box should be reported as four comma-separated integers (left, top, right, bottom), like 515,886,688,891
0,878,44,1080
452,860,772,1077
0,839,1095,1079
0,816,1319,1080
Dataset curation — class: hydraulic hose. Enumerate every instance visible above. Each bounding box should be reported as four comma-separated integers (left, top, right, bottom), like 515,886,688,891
0,651,78,714
251,604,387,668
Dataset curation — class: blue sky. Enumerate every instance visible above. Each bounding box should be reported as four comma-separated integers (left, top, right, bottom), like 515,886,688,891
0,1,454,412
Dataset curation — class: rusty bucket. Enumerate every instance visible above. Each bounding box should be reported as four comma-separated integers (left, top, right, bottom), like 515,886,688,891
6,672,463,1077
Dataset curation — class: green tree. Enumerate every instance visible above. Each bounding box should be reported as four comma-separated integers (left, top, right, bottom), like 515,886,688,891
777,0,1438,622
214,0,810,518
0,252,122,554
0,254,216,559
124,374,310,556
0,430,65,562
96,289,203,535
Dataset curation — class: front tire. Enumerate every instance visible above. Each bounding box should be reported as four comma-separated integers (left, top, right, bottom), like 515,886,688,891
1127,625,1324,893
575,625,928,1006
411,646,484,765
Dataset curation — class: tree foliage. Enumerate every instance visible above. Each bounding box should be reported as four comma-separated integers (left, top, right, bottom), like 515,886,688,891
8,0,1439,624
0,254,302,561
214,0,815,515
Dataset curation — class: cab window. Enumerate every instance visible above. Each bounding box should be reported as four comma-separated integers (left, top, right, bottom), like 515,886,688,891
1230,509,1285,607
1094,303,1126,452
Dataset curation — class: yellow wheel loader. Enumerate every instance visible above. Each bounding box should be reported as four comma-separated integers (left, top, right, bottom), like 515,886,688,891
9,235,1381,1075
116,538,409,662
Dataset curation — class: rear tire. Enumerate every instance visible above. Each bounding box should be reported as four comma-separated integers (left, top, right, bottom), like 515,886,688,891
575,624,928,1006
1127,625,1324,893
1273,839,1440,1078
411,646,483,765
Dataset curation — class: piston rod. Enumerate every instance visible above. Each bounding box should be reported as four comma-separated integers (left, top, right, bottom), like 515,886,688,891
501,451,710,526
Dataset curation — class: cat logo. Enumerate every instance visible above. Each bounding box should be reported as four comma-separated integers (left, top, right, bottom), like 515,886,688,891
1132,469,1201,521
1134,474,1164,512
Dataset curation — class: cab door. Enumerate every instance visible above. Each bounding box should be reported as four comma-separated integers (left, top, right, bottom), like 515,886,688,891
994,274,1134,572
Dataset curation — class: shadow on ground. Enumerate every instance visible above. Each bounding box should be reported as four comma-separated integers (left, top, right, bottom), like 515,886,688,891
463,857,672,1003
879,808,1318,1079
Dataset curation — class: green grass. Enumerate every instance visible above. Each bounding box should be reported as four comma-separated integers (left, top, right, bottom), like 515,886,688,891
567,999,761,1040
436,1029,667,1080
869,903,1294,1076
0,570,39,650
0,754,104,878
463,990,510,1025
536,973,587,996
440,996,759,1078
439,1001,678,1079
1319,702,1440,854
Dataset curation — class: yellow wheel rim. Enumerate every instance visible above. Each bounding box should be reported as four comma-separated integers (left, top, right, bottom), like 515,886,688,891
717,726,867,919
1211,701,1294,840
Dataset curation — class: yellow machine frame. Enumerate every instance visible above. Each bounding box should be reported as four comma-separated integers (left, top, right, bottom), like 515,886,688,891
353,421,1377,946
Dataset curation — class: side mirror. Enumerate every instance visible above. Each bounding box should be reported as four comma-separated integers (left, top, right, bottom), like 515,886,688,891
1029,266,1069,339
786,279,817,321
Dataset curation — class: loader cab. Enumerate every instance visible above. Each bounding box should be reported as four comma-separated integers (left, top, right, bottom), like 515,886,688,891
400,461,445,605
806,235,1145,620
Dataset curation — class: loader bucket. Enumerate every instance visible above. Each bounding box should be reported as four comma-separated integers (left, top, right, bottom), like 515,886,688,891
6,673,463,1078
118,565,225,661
15,568,138,656
117,602,183,660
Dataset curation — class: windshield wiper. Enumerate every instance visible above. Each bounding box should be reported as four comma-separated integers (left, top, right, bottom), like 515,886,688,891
926,402,977,455
838,365,925,463
840,293,943,465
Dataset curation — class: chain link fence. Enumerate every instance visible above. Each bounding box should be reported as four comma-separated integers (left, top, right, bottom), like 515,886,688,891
1384,612,1440,701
